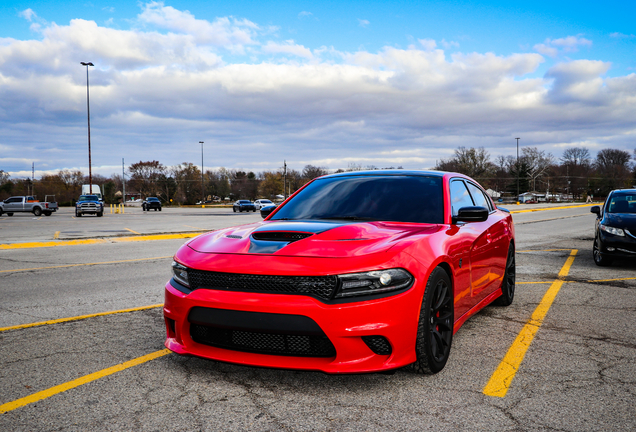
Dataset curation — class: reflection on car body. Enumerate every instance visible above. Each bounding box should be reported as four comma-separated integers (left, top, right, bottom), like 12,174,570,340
164,170,515,374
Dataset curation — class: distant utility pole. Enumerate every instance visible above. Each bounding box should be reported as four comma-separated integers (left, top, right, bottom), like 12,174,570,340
32,162,34,197
80,61,94,189
283,160,287,200
122,158,126,205
200,141,204,203
515,137,520,200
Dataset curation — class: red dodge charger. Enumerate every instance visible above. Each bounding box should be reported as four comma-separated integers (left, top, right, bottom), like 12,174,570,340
164,170,515,374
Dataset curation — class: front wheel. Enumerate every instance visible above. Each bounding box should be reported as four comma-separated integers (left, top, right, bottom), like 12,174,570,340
76,212,82,217
593,236,612,266
97,212,103,217
411,267,454,374
7,213,13,216
33,208,42,216
494,243,515,306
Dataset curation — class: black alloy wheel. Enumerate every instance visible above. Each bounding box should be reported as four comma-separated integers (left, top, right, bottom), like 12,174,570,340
593,236,612,266
494,242,516,306
411,267,454,374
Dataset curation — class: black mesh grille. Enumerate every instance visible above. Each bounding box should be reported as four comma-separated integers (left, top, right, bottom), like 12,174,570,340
361,335,392,355
190,324,336,357
251,231,313,241
187,271,338,300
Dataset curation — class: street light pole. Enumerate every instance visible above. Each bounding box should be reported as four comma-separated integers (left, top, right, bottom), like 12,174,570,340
199,141,204,203
515,137,520,201
81,62,94,190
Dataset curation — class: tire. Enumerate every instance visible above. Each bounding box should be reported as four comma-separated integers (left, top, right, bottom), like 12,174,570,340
97,212,103,217
593,236,612,266
7,213,14,216
154,208,157,211
76,212,82,217
411,267,454,374
253,209,256,212
494,243,515,306
44,212,52,216
159,208,162,211
233,207,236,212
33,207,42,216
0,209,3,216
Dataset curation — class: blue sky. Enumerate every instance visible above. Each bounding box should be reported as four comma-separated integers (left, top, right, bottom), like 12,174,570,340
1,1,635,178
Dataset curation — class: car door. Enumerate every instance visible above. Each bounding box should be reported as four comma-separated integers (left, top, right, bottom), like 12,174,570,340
464,181,508,303
5,197,22,212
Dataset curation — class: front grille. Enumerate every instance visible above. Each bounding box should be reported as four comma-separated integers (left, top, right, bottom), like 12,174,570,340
251,232,313,242
190,324,336,357
80,203,97,209
187,271,338,300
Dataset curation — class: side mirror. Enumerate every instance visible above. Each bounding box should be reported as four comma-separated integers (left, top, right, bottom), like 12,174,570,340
590,206,601,217
260,205,276,219
452,206,489,224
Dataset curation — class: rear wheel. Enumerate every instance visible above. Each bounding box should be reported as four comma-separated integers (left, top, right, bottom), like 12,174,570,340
7,213,13,216
494,243,515,306
411,267,454,374
44,212,52,216
593,236,612,266
33,208,42,216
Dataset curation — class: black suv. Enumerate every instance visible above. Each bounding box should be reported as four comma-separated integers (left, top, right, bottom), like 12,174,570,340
142,197,162,211
591,188,636,266
232,200,256,212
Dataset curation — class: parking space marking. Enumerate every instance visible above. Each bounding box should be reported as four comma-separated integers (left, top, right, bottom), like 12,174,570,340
509,203,595,214
125,228,141,234
483,249,578,398
53,231,60,239
0,232,201,250
0,349,171,415
0,304,163,332
515,213,591,225
183,224,207,230
0,256,172,274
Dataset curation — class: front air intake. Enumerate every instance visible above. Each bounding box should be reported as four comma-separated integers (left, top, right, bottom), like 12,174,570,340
251,232,313,242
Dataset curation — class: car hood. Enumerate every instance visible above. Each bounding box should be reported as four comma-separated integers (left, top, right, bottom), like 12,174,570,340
604,213,636,230
186,220,441,258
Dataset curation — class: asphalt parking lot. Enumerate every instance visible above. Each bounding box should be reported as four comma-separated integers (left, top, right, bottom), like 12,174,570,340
1,204,635,431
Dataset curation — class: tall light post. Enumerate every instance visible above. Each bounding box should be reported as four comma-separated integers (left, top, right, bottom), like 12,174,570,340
515,137,520,200
199,141,204,203
81,62,94,190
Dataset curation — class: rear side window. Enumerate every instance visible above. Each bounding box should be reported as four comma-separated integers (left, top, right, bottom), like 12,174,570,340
466,182,492,211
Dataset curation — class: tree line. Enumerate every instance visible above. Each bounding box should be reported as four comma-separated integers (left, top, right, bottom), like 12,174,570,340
434,146,636,199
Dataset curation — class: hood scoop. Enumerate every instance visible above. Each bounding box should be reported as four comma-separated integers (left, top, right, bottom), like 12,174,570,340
251,231,313,242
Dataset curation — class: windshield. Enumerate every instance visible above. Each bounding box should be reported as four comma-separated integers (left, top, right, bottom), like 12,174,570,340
270,175,444,224
147,197,159,201
607,193,636,214
78,195,98,201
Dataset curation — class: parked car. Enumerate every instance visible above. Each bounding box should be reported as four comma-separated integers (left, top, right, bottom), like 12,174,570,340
0,196,56,217
591,188,636,266
232,200,256,212
142,197,162,211
75,195,104,217
164,170,515,374
254,199,274,210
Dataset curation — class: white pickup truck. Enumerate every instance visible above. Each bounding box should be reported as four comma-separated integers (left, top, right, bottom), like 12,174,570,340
0,196,58,217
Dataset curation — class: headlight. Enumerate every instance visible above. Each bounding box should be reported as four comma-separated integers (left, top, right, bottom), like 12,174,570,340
335,268,413,298
600,224,625,236
172,261,190,287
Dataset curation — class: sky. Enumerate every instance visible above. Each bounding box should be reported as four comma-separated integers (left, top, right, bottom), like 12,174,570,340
1,0,635,179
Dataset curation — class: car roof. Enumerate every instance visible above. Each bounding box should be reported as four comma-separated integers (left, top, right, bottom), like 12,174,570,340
320,169,449,179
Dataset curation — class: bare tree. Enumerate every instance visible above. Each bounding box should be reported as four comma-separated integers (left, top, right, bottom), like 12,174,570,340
595,148,632,194
435,147,495,183
128,160,166,197
302,165,328,181
521,147,553,192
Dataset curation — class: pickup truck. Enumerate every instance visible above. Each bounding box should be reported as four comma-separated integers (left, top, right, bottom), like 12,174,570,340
75,194,104,217
0,196,57,217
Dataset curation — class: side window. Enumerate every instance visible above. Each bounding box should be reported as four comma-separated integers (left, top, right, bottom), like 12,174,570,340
466,182,492,211
450,180,474,216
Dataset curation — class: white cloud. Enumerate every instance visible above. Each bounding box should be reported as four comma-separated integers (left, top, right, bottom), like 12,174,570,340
533,36,592,58
18,8,37,21
358,19,370,28
418,39,437,51
610,32,635,39
261,40,313,59
298,11,312,18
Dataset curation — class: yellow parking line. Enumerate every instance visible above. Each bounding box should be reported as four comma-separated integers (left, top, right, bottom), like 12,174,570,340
517,249,573,253
517,281,552,285
509,203,595,214
53,231,60,239
0,256,172,274
483,249,578,398
0,349,171,415
125,228,140,235
0,232,201,250
0,304,163,332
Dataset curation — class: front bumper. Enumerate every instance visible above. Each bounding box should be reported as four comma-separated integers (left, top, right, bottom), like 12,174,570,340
163,278,422,373
599,230,636,258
